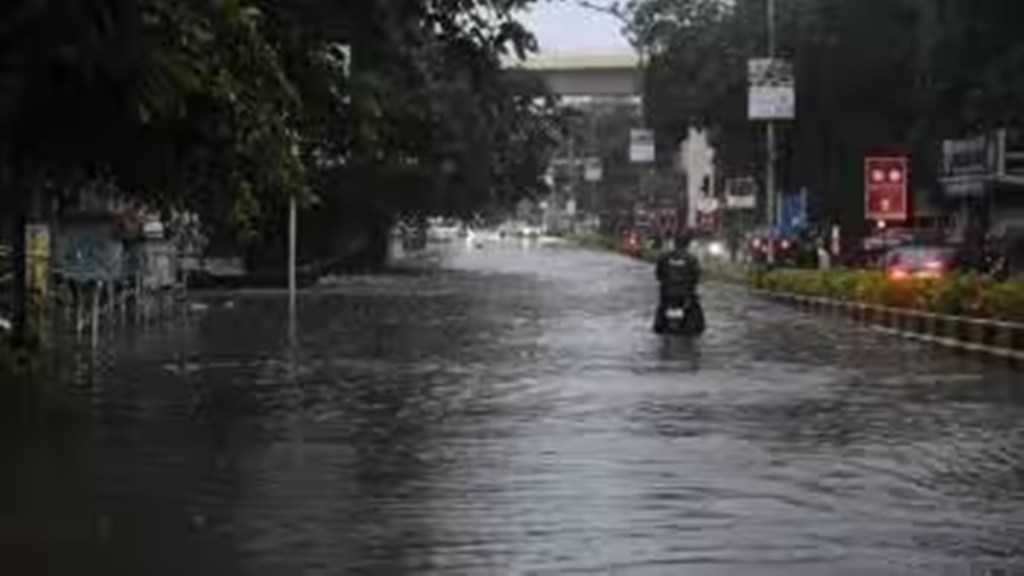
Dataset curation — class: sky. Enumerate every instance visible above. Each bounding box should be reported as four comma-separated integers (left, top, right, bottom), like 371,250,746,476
519,0,633,55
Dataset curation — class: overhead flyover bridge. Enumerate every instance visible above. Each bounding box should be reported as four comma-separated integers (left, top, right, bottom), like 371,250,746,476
502,52,649,235
504,52,642,101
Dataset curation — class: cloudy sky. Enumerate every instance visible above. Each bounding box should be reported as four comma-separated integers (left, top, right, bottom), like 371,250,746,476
520,0,632,55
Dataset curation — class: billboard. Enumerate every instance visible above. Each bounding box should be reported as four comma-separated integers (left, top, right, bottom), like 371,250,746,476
939,133,997,197
778,189,809,235
748,58,795,120
865,156,909,222
58,219,125,282
938,128,1024,194
629,129,655,163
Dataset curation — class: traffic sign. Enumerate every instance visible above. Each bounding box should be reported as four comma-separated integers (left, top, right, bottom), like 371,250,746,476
629,129,655,163
584,158,603,182
865,156,908,222
748,58,795,120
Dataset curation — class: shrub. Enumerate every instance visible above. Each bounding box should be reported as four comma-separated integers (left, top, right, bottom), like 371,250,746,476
750,269,1024,323
975,281,1024,322
0,337,82,435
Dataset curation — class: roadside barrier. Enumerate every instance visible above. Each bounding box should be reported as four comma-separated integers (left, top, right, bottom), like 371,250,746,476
754,288,1024,364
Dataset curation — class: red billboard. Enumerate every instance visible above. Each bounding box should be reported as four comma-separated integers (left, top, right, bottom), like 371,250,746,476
865,156,909,222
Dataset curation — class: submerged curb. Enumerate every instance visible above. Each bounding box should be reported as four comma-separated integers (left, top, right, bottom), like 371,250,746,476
754,288,1024,365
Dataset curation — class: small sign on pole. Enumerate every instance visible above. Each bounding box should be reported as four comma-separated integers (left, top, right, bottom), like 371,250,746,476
865,156,909,222
584,158,603,182
629,129,655,163
748,58,795,120
724,177,758,209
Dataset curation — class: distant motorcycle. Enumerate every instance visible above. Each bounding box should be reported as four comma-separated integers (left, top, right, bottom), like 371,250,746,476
653,295,706,336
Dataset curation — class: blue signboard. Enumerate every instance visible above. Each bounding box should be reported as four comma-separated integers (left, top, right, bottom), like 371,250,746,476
58,221,124,282
778,188,809,236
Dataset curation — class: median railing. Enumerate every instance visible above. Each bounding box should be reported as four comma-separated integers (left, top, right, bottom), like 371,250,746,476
758,289,1024,362
747,268,1024,363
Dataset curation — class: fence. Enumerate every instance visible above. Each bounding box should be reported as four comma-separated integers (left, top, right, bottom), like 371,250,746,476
758,289,1024,364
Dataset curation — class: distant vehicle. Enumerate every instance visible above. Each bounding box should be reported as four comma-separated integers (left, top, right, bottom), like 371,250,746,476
466,228,503,244
618,230,643,257
692,237,728,261
745,229,804,266
882,245,967,281
427,225,461,243
516,225,542,238
863,229,916,252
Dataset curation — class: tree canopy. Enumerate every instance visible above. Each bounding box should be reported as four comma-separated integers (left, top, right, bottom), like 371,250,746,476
627,0,1024,233
0,0,560,240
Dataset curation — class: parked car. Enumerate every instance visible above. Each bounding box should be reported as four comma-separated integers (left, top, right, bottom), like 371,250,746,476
881,245,968,281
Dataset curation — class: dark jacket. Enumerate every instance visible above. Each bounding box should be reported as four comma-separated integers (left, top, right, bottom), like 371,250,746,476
655,249,701,299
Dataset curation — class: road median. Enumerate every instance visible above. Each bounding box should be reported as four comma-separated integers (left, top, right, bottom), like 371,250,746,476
570,235,1023,362
748,268,1024,364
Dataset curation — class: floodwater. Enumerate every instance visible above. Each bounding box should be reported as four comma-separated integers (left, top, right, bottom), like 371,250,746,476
3,241,1024,575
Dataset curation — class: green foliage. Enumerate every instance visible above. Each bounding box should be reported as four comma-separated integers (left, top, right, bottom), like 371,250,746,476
751,268,1024,322
1,338,52,430
1,0,558,254
569,233,619,252
628,0,1024,230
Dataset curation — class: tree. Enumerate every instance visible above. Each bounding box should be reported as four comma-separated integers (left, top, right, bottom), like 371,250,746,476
1,0,560,337
629,0,1024,238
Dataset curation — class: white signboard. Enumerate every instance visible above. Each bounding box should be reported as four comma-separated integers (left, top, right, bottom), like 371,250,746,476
726,194,757,209
630,129,655,163
584,158,603,182
724,177,758,209
748,58,795,120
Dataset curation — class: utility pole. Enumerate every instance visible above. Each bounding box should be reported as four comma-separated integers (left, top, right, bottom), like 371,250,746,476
765,0,778,243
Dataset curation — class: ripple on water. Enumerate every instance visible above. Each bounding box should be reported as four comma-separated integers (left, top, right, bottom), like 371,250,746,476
10,244,1024,575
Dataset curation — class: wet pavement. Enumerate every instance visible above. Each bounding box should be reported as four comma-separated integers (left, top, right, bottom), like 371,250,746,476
4,241,1024,575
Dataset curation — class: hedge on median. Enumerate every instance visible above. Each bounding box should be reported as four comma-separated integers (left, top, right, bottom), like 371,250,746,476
748,268,1024,323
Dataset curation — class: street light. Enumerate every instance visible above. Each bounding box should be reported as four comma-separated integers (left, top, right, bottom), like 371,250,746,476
765,0,778,251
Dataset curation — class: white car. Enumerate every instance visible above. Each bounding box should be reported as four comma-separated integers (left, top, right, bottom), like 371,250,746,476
517,226,542,238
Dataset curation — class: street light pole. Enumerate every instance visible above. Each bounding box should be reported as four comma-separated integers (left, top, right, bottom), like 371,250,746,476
765,0,777,236
762,0,780,266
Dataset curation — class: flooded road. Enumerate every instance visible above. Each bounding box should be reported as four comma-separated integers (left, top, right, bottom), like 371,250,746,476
4,242,1024,575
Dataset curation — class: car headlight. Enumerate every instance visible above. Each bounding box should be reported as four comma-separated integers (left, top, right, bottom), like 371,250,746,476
708,241,726,256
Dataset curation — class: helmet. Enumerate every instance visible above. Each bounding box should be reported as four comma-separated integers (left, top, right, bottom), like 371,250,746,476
674,229,693,249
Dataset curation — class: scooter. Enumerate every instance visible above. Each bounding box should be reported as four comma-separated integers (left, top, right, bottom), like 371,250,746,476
653,295,706,336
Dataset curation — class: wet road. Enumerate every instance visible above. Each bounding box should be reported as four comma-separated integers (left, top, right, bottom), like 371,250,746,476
4,241,1024,575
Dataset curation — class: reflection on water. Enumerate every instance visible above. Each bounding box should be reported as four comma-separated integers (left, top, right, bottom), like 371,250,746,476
3,242,1024,575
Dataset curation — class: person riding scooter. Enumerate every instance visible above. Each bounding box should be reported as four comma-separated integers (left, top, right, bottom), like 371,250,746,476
654,231,705,335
